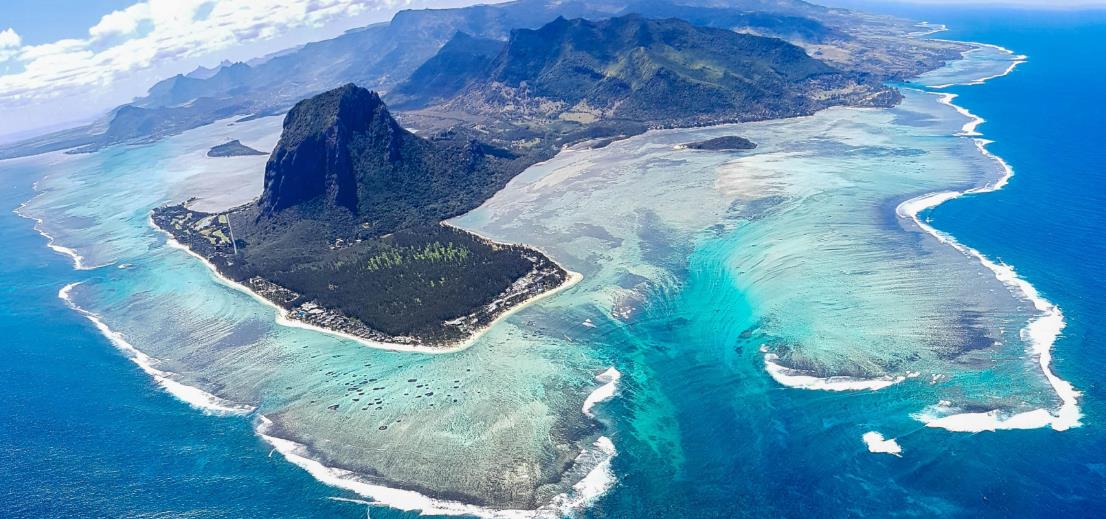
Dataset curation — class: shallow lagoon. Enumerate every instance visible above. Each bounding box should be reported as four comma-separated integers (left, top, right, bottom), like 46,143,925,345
8,35,1080,517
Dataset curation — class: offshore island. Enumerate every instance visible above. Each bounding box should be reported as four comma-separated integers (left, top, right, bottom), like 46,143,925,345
153,14,906,349
207,139,267,157
680,135,758,151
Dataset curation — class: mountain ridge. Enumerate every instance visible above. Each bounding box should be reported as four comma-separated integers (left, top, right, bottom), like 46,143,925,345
402,15,897,128
257,84,511,234
0,0,967,160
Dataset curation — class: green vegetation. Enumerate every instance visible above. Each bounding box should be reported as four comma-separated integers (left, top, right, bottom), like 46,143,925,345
683,136,758,151
154,85,566,344
148,10,962,344
406,15,898,127
267,226,537,339
364,241,474,271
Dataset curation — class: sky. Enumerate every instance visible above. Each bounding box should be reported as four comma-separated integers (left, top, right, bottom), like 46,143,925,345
0,0,1103,143
0,0,487,143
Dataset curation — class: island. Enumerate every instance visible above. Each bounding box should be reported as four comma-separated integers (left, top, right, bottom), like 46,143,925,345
207,139,266,157
680,136,758,151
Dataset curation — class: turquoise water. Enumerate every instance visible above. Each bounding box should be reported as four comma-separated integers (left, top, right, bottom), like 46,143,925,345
2,9,1105,517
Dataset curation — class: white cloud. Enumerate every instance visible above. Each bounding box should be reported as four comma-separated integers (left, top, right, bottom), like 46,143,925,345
89,3,152,40
0,28,20,49
0,0,435,139
21,0,371,99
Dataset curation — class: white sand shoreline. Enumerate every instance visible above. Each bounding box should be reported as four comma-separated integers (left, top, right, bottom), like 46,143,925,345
152,215,582,355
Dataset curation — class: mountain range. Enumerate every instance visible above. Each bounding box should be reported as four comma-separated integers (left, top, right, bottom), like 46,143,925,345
399,15,895,127
0,0,966,160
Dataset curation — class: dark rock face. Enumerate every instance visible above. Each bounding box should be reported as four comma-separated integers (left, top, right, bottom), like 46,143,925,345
154,84,568,347
257,84,515,234
260,85,415,216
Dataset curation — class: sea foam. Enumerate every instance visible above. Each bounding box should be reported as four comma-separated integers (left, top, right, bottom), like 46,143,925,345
862,432,902,457
763,353,906,392
58,283,255,416
929,43,1028,89
255,367,622,516
895,91,1081,433
14,203,109,270
257,417,616,518
582,367,622,417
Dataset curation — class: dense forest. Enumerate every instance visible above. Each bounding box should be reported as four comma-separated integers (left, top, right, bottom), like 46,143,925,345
266,226,539,338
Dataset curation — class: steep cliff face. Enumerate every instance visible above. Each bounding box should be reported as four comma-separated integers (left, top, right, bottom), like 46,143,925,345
260,85,400,215
154,84,565,345
257,84,515,234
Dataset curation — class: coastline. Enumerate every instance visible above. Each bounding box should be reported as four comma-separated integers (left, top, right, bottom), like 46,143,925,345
892,76,1081,431
927,42,1028,89
909,21,949,38
152,211,623,515
153,215,583,355
755,32,1081,431
16,18,1070,516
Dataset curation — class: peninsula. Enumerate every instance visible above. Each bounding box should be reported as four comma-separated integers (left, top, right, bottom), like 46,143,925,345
153,13,942,349
154,86,569,347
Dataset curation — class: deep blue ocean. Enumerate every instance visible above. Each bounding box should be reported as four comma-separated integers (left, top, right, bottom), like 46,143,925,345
1,7,1104,518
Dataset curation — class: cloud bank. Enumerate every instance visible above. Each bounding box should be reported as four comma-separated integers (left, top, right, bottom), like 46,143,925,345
0,0,424,140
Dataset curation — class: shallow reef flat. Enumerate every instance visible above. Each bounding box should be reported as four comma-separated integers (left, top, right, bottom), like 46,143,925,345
16,39,1069,516
456,81,1064,434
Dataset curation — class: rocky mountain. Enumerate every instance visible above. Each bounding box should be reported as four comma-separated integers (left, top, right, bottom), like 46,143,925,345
615,0,844,43
257,84,519,233
185,59,235,80
154,84,566,344
407,15,896,126
207,139,266,157
390,32,505,108
0,0,965,160
137,62,254,108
